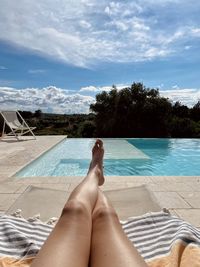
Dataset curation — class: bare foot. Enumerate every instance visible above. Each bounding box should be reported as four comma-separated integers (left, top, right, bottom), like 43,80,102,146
88,139,105,186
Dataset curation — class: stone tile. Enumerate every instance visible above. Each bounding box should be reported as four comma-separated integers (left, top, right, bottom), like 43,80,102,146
15,185,29,193
187,181,200,191
175,209,200,228
31,183,70,191
0,183,22,193
0,175,10,182
178,192,200,208
106,176,153,183
0,166,18,174
0,193,21,211
12,178,36,184
151,176,181,183
59,176,83,183
14,177,61,184
147,183,168,192
153,192,191,209
102,182,127,191
35,177,61,184
0,167,18,178
168,209,180,217
0,136,66,180
178,191,199,198
156,182,193,192
127,176,153,183
126,182,148,188
151,176,200,183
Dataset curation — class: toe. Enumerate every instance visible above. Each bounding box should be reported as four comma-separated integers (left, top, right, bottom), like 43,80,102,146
96,139,103,148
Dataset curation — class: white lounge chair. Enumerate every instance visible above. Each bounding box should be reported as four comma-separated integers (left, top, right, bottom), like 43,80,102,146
0,110,36,140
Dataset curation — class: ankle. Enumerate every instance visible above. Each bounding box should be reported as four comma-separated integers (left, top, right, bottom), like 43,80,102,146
89,164,101,175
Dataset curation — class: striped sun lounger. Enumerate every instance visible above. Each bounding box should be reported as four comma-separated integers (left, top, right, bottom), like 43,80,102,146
0,211,200,266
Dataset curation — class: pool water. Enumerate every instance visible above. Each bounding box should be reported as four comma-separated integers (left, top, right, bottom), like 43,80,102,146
15,138,200,177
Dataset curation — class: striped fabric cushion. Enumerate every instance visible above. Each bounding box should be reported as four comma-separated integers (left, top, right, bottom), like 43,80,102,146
0,211,200,266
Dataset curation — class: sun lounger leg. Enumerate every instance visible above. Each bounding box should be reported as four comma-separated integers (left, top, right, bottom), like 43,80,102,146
1,120,5,138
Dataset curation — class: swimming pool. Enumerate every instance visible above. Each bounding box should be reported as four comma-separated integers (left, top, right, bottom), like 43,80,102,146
15,138,200,177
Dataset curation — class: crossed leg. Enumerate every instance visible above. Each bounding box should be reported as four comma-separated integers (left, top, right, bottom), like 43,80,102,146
90,189,147,267
31,139,104,267
31,139,147,267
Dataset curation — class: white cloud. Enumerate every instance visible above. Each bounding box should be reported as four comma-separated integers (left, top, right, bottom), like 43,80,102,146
99,86,115,92
0,0,199,67
157,83,164,89
0,66,8,70
160,88,200,107
184,45,192,50
80,86,100,92
172,85,179,89
144,47,170,59
0,86,95,114
80,84,129,93
80,84,200,107
0,79,15,86
1,85,200,114
191,28,200,37
104,6,110,15
104,1,143,17
28,69,46,74
79,20,91,29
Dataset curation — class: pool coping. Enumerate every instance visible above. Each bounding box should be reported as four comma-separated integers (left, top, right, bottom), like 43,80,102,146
12,136,67,179
0,135,67,181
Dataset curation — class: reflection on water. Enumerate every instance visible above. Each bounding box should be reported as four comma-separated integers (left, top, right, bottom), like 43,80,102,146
125,138,200,176
15,138,200,177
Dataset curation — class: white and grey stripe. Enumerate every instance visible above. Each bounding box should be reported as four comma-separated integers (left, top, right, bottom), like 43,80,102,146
121,212,200,260
0,212,199,261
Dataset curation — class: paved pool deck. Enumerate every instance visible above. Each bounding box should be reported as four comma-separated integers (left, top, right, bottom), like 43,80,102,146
0,135,200,228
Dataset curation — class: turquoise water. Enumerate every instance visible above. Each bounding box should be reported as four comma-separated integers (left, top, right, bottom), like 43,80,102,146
15,138,200,177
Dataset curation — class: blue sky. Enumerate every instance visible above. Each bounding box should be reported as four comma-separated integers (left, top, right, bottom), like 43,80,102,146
0,0,200,113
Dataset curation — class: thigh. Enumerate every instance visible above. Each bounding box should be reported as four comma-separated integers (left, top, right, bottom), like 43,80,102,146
90,192,148,267
31,202,91,267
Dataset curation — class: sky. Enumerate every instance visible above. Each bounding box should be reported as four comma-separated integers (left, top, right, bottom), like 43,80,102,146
0,0,200,113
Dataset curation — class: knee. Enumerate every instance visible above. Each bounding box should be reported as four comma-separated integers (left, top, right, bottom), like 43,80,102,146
92,206,118,223
61,200,89,219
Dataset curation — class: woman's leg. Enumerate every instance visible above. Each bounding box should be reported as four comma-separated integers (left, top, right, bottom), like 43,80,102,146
31,139,104,267
90,189,148,267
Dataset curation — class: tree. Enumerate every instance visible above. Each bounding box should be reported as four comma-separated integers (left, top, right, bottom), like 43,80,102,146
169,117,196,137
90,83,172,137
191,101,200,122
34,109,42,118
172,101,189,118
78,121,96,137
18,110,33,119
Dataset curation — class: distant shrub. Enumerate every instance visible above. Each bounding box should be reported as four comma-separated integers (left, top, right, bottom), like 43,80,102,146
78,121,96,137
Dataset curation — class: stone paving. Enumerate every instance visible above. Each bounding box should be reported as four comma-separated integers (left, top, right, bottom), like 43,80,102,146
0,136,200,228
